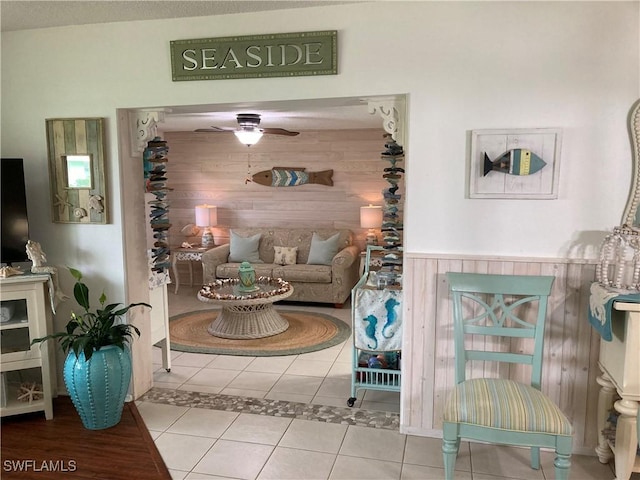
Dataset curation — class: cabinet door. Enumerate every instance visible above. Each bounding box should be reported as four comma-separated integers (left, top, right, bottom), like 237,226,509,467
0,284,47,363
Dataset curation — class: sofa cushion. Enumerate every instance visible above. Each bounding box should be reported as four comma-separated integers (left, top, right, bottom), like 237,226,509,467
229,231,262,263
217,263,274,279
307,232,341,265
273,264,332,283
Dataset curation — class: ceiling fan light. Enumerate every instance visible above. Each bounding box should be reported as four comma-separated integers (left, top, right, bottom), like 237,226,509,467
234,129,263,146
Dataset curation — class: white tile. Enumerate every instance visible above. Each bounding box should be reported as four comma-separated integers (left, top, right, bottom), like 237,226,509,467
285,358,333,377
316,378,352,398
470,443,545,479
360,400,400,413
297,344,342,362
401,464,471,480
206,355,256,371
271,374,323,395
137,401,189,431
220,387,267,398
154,381,184,390
221,413,291,445
329,455,402,480
184,473,234,479
193,439,274,480
257,447,336,480
245,355,296,374
403,435,471,471
226,371,281,391
167,407,239,438
540,450,616,480
171,352,218,367
312,395,361,409
177,384,223,395
326,361,352,378
154,432,215,471
153,365,201,385
264,391,314,404
278,418,348,454
362,389,400,403
187,368,240,388
169,469,188,480
340,425,406,463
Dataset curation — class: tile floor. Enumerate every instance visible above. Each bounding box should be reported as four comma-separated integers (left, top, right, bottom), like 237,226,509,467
136,285,634,480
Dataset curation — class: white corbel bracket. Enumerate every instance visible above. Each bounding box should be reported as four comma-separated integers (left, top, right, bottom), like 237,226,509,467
129,111,167,155
367,97,405,147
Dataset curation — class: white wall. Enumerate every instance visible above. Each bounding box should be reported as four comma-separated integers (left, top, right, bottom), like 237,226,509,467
1,0,638,390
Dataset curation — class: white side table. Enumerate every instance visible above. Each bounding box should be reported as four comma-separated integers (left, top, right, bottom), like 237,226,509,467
595,301,640,480
171,246,208,294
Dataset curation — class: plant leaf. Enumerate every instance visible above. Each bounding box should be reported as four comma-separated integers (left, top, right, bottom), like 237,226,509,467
74,282,90,311
68,267,83,281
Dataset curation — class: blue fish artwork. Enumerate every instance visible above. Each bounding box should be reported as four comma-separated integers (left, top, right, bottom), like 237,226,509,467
252,167,333,187
382,298,400,338
483,149,546,176
363,315,378,350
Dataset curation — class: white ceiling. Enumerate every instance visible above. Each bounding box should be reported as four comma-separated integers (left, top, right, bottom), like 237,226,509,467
1,0,385,132
0,1,356,32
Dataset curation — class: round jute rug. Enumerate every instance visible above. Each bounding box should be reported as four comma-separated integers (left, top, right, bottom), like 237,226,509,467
168,309,351,356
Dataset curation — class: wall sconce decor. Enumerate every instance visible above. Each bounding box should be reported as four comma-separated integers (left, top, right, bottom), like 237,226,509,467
360,205,383,245
195,204,218,248
46,118,107,223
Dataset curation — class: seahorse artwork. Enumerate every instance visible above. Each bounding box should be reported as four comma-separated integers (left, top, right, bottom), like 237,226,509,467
363,314,378,350
251,167,333,187
382,297,400,338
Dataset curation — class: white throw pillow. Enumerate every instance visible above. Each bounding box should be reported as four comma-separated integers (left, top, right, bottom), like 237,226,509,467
307,232,341,266
274,246,298,265
229,231,262,263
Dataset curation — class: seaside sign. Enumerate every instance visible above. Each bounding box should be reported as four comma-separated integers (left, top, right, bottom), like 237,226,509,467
170,30,337,81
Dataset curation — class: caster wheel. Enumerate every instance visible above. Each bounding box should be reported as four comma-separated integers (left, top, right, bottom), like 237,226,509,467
347,397,356,407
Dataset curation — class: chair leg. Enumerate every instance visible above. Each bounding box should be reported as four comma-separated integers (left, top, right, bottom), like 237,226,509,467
442,423,459,480
530,446,540,469
554,436,572,480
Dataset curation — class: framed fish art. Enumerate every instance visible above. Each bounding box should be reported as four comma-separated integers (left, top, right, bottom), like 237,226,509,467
468,128,562,199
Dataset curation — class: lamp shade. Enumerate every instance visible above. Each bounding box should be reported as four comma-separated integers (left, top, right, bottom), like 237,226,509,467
195,205,218,227
360,205,383,229
234,129,263,146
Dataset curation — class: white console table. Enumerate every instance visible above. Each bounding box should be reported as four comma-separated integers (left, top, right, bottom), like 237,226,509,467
595,301,640,480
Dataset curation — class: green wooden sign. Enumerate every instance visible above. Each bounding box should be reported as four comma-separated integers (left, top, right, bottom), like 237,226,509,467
170,30,338,81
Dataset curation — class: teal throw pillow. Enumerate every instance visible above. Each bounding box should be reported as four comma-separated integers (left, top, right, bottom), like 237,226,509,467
307,232,341,266
229,231,262,263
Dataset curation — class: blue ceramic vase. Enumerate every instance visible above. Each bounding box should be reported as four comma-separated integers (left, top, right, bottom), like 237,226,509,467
63,345,132,430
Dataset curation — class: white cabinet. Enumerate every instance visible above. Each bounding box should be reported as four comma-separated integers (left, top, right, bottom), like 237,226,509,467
0,274,55,419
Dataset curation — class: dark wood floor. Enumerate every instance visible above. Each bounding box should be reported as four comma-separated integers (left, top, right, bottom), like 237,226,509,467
1,396,171,479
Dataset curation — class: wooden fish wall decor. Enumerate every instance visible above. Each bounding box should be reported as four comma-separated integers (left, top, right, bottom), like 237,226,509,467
251,167,333,187
483,149,547,176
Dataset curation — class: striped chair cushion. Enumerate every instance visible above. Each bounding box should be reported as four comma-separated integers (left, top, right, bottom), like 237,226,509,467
443,378,572,435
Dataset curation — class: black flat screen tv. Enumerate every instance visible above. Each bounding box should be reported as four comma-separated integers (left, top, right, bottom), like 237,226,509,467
1,158,30,265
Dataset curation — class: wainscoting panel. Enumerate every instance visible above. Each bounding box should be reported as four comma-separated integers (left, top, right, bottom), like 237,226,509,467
401,254,599,454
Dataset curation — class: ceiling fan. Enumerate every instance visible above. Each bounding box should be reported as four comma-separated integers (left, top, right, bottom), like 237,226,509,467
195,113,299,146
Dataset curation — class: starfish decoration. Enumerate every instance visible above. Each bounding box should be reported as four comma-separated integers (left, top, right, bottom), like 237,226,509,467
53,192,73,216
17,382,44,403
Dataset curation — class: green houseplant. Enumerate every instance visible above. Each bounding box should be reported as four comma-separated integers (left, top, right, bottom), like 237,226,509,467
32,267,150,429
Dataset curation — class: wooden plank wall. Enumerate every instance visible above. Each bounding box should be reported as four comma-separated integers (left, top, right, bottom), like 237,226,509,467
162,128,392,282
401,254,601,455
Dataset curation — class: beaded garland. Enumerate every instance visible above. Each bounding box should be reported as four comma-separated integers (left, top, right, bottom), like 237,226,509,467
199,276,291,301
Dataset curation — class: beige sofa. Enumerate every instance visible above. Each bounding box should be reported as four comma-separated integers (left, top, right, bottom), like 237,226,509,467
201,228,360,307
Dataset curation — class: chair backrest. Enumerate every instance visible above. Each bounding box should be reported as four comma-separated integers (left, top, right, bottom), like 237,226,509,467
446,272,555,390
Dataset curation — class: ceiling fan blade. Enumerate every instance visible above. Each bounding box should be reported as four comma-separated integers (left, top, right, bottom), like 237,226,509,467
262,128,300,136
194,126,235,133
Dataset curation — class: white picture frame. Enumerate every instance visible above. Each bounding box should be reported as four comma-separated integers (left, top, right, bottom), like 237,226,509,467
468,128,562,199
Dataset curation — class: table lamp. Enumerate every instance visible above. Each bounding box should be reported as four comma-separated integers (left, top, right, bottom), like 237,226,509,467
195,204,218,248
360,205,383,245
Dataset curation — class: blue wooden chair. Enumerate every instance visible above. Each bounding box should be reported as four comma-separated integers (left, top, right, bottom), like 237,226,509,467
442,272,573,480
